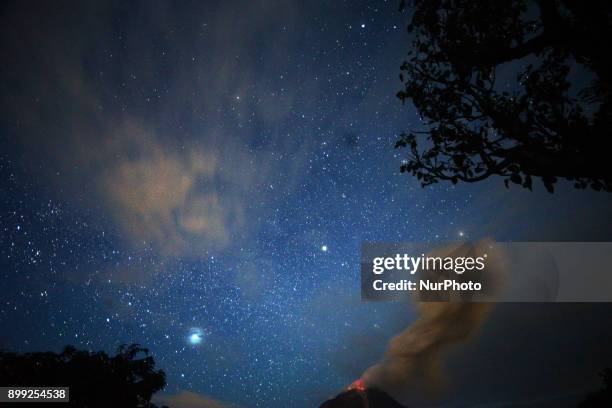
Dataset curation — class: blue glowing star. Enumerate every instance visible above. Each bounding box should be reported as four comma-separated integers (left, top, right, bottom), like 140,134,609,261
188,328,204,345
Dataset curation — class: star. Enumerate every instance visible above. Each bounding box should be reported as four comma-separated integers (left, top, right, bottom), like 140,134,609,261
188,328,204,345
321,245,328,252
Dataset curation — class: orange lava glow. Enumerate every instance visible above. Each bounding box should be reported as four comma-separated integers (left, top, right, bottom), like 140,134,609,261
348,378,366,392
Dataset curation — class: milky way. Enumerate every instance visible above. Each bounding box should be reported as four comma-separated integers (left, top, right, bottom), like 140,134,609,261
2,1,612,407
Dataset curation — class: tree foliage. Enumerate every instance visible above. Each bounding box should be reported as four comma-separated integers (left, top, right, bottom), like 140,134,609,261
396,0,612,192
0,344,167,407
579,368,612,407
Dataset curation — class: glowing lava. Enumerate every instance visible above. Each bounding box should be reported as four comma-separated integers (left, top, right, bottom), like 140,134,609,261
348,378,366,392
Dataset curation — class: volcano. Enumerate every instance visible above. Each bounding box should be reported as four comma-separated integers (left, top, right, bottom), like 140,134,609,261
319,387,407,408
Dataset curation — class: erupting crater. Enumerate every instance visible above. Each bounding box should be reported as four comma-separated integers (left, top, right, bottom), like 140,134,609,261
348,378,366,392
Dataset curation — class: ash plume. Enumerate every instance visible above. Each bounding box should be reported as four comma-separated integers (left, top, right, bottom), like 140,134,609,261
360,240,506,398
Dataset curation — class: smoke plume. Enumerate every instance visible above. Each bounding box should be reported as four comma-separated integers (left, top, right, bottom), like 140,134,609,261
360,240,505,397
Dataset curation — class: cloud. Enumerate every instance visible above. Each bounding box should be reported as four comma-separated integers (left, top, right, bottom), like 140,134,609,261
155,391,238,408
99,126,241,255
0,1,316,258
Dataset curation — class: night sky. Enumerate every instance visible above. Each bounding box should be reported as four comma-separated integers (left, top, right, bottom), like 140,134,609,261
2,1,612,407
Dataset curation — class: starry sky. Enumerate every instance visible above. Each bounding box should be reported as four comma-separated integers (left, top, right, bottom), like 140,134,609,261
2,1,612,407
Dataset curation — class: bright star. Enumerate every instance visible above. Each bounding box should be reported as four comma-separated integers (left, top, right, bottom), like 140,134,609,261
188,328,204,345
321,245,328,252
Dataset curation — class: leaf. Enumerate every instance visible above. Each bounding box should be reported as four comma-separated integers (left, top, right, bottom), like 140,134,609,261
523,175,533,190
510,173,522,184
543,179,555,193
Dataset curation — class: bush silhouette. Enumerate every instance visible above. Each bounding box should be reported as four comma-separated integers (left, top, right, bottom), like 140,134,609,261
0,344,167,407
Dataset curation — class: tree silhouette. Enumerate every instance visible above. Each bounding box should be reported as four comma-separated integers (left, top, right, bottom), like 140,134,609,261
579,368,612,407
395,0,612,192
0,344,168,407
